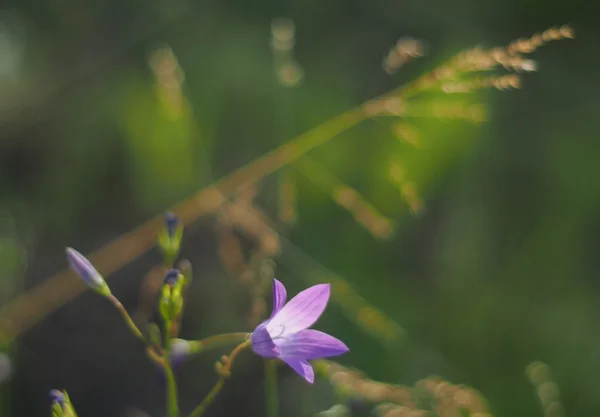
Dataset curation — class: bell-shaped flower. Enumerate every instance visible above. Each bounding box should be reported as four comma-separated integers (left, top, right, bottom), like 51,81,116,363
250,279,348,383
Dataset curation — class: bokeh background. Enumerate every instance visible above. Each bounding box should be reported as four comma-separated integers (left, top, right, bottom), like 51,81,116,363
0,0,599,416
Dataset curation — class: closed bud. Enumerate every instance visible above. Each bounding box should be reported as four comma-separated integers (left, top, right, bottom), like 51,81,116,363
169,338,190,366
65,248,111,297
164,269,181,286
165,212,179,238
178,259,193,287
157,212,183,265
166,338,201,368
159,270,184,323
50,389,77,417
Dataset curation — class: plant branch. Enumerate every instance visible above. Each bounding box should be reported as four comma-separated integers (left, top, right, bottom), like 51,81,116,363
188,340,250,417
164,320,179,417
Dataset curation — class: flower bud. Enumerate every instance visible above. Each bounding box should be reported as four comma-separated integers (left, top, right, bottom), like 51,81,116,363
159,269,184,323
169,338,190,367
178,259,193,287
66,248,111,297
157,212,183,265
49,389,65,407
165,212,179,238
50,389,77,417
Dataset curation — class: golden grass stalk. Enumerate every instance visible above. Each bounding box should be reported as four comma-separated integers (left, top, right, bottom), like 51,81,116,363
0,26,573,343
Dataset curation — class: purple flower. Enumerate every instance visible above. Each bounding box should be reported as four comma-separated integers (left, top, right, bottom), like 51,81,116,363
66,247,111,296
250,279,349,383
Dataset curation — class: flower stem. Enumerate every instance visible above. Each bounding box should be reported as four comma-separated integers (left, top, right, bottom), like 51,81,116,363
108,295,144,341
164,320,179,417
164,358,179,417
265,360,279,417
188,340,250,417
195,332,249,351
107,295,166,366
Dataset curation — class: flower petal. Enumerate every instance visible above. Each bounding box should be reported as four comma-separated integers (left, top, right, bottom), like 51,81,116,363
280,357,314,383
251,323,281,358
269,279,287,319
267,283,330,336
277,329,349,360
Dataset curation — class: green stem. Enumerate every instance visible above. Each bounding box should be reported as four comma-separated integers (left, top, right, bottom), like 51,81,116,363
164,357,179,417
108,295,144,341
188,378,225,417
188,341,250,417
163,320,179,417
193,332,249,352
164,253,176,269
108,295,166,367
265,360,279,417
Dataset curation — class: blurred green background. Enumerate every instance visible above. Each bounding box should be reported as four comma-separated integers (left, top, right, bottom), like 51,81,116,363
0,0,599,416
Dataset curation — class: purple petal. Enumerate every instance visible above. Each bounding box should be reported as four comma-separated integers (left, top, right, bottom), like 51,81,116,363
269,279,287,319
251,323,281,358
267,283,330,336
277,329,349,360
280,357,314,383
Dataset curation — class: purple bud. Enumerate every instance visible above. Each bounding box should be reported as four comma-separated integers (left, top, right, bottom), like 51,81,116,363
66,248,108,294
164,212,179,238
169,338,190,367
164,269,181,286
49,389,65,408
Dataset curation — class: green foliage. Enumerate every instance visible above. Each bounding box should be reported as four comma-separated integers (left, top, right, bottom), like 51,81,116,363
0,1,591,417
